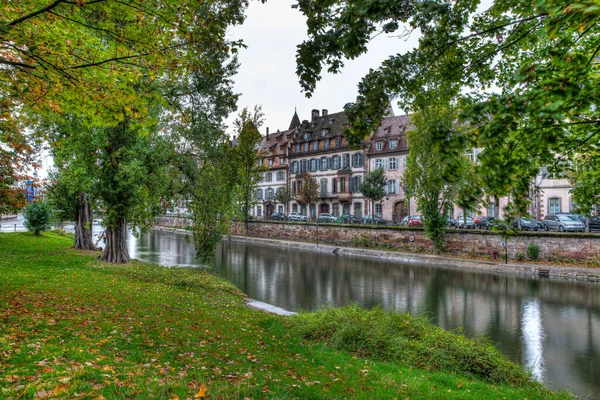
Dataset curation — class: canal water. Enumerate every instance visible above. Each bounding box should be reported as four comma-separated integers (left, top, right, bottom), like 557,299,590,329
128,229,599,398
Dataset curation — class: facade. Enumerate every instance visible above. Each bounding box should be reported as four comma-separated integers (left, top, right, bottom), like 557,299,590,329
251,126,296,219
365,115,418,222
288,109,368,219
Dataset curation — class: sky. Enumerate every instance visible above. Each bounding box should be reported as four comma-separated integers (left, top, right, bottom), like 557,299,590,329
224,0,419,137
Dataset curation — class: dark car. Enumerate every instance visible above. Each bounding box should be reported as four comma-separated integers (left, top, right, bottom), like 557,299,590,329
339,214,360,224
362,215,386,225
446,216,458,227
270,212,287,221
478,216,498,229
590,216,600,232
316,213,339,223
511,217,539,231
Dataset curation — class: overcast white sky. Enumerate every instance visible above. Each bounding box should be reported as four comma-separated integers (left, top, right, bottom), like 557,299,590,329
224,0,419,137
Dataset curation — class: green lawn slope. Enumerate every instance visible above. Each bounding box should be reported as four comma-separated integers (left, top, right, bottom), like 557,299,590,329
0,232,572,399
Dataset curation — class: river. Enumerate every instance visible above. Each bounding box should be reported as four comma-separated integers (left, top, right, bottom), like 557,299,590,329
125,228,600,398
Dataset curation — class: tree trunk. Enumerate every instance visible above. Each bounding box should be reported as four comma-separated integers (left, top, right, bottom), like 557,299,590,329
101,217,130,263
74,192,95,250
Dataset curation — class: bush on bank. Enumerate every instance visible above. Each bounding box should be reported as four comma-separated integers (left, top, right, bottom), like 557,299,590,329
293,305,531,386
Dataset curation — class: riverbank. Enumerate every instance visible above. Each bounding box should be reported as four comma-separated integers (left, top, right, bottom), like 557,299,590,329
0,232,572,399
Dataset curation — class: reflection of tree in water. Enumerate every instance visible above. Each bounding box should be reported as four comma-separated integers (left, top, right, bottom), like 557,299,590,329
571,310,599,394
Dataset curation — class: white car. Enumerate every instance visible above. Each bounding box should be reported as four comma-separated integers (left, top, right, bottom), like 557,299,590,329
287,212,308,222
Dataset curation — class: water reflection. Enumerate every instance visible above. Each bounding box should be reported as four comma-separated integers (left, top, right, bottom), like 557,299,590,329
129,230,600,398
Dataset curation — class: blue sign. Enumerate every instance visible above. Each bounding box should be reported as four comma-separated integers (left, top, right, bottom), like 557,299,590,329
26,181,35,203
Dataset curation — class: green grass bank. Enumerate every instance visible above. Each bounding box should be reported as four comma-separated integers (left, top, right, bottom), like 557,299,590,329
0,233,572,399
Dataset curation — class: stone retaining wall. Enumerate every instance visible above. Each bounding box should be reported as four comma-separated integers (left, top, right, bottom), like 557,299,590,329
155,216,600,263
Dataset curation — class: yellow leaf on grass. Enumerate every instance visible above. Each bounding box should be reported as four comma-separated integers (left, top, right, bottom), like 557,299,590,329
195,386,208,398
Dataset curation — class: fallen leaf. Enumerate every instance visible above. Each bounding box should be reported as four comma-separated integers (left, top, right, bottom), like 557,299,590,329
194,386,208,398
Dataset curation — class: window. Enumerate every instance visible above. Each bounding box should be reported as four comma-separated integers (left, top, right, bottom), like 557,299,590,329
388,180,398,194
375,204,382,217
265,172,272,182
257,189,263,200
257,206,262,217
292,204,298,213
292,181,296,196
301,159,307,172
280,157,284,165
402,156,407,169
333,155,341,169
354,203,362,218
335,137,341,148
342,154,350,169
549,198,561,214
295,144,300,153
303,133,309,140
343,203,350,215
373,159,386,170
313,141,318,150
389,140,398,150
487,203,496,217
304,143,309,152
324,140,329,150
320,179,327,197
321,129,327,137
352,153,364,167
291,161,298,173
332,203,340,217
301,204,307,216
310,159,318,171
310,204,316,219
297,181,303,192
277,171,285,181
320,157,328,170
267,188,274,200
349,176,362,192
389,157,397,170
340,177,346,192
278,205,283,214
268,159,273,166
258,159,263,166
376,141,383,151
332,178,338,194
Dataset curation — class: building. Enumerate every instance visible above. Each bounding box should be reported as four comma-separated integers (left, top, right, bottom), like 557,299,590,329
288,109,368,219
251,115,298,219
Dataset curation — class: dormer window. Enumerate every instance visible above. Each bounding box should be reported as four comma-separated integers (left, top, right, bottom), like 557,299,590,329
258,159,263,166
389,139,398,150
303,133,309,140
328,119,334,126
376,141,384,151
384,127,390,134
295,144,300,153
321,129,327,137
335,137,341,148
313,141,318,150
280,157,284,164
324,140,329,150
304,143,309,152
268,159,273,166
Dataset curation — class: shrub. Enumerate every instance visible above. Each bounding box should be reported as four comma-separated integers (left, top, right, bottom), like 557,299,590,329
527,241,540,260
292,305,535,387
23,202,53,236
516,253,525,261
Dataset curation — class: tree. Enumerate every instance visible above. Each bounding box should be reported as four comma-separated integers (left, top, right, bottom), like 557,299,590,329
23,201,52,236
404,104,460,254
46,169,96,250
298,173,320,221
294,0,600,212
360,167,387,223
275,185,294,214
233,106,267,233
454,156,483,227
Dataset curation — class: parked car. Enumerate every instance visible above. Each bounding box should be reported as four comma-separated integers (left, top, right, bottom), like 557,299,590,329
556,212,586,223
400,215,410,226
473,216,484,225
316,213,339,223
287,212,308,222
446,216,458,227
270,212,287,221
456,216,475,228
543,214,585,232
511,217,539,231
407,215,422,227
590,216,600,232
362,215,386,225
339,214,361,224
475,216,496,229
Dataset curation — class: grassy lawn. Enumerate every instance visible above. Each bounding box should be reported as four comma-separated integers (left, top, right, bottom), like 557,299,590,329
0,232,573,399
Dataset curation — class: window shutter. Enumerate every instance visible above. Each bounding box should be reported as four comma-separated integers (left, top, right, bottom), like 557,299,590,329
349,177,355,193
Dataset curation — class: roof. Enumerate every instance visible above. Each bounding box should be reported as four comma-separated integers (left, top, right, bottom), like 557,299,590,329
289,109,301,129
367,114,412,155
257,127,296,162
291,111,349,144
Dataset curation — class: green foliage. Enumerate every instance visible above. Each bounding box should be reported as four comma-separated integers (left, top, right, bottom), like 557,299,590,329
527,241,540,261
45,169,79,224
516,253,525,262
23,201,52,236
275,185,293,213
360,167,388,220
298,172,320,219
293,304,536,387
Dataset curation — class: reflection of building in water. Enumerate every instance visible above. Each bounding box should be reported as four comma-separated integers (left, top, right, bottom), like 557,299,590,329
521,300,544,380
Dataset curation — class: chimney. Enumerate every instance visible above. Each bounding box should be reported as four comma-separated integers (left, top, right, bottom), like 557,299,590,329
266,127,269,139
311,109,320,121
322,109,328,117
